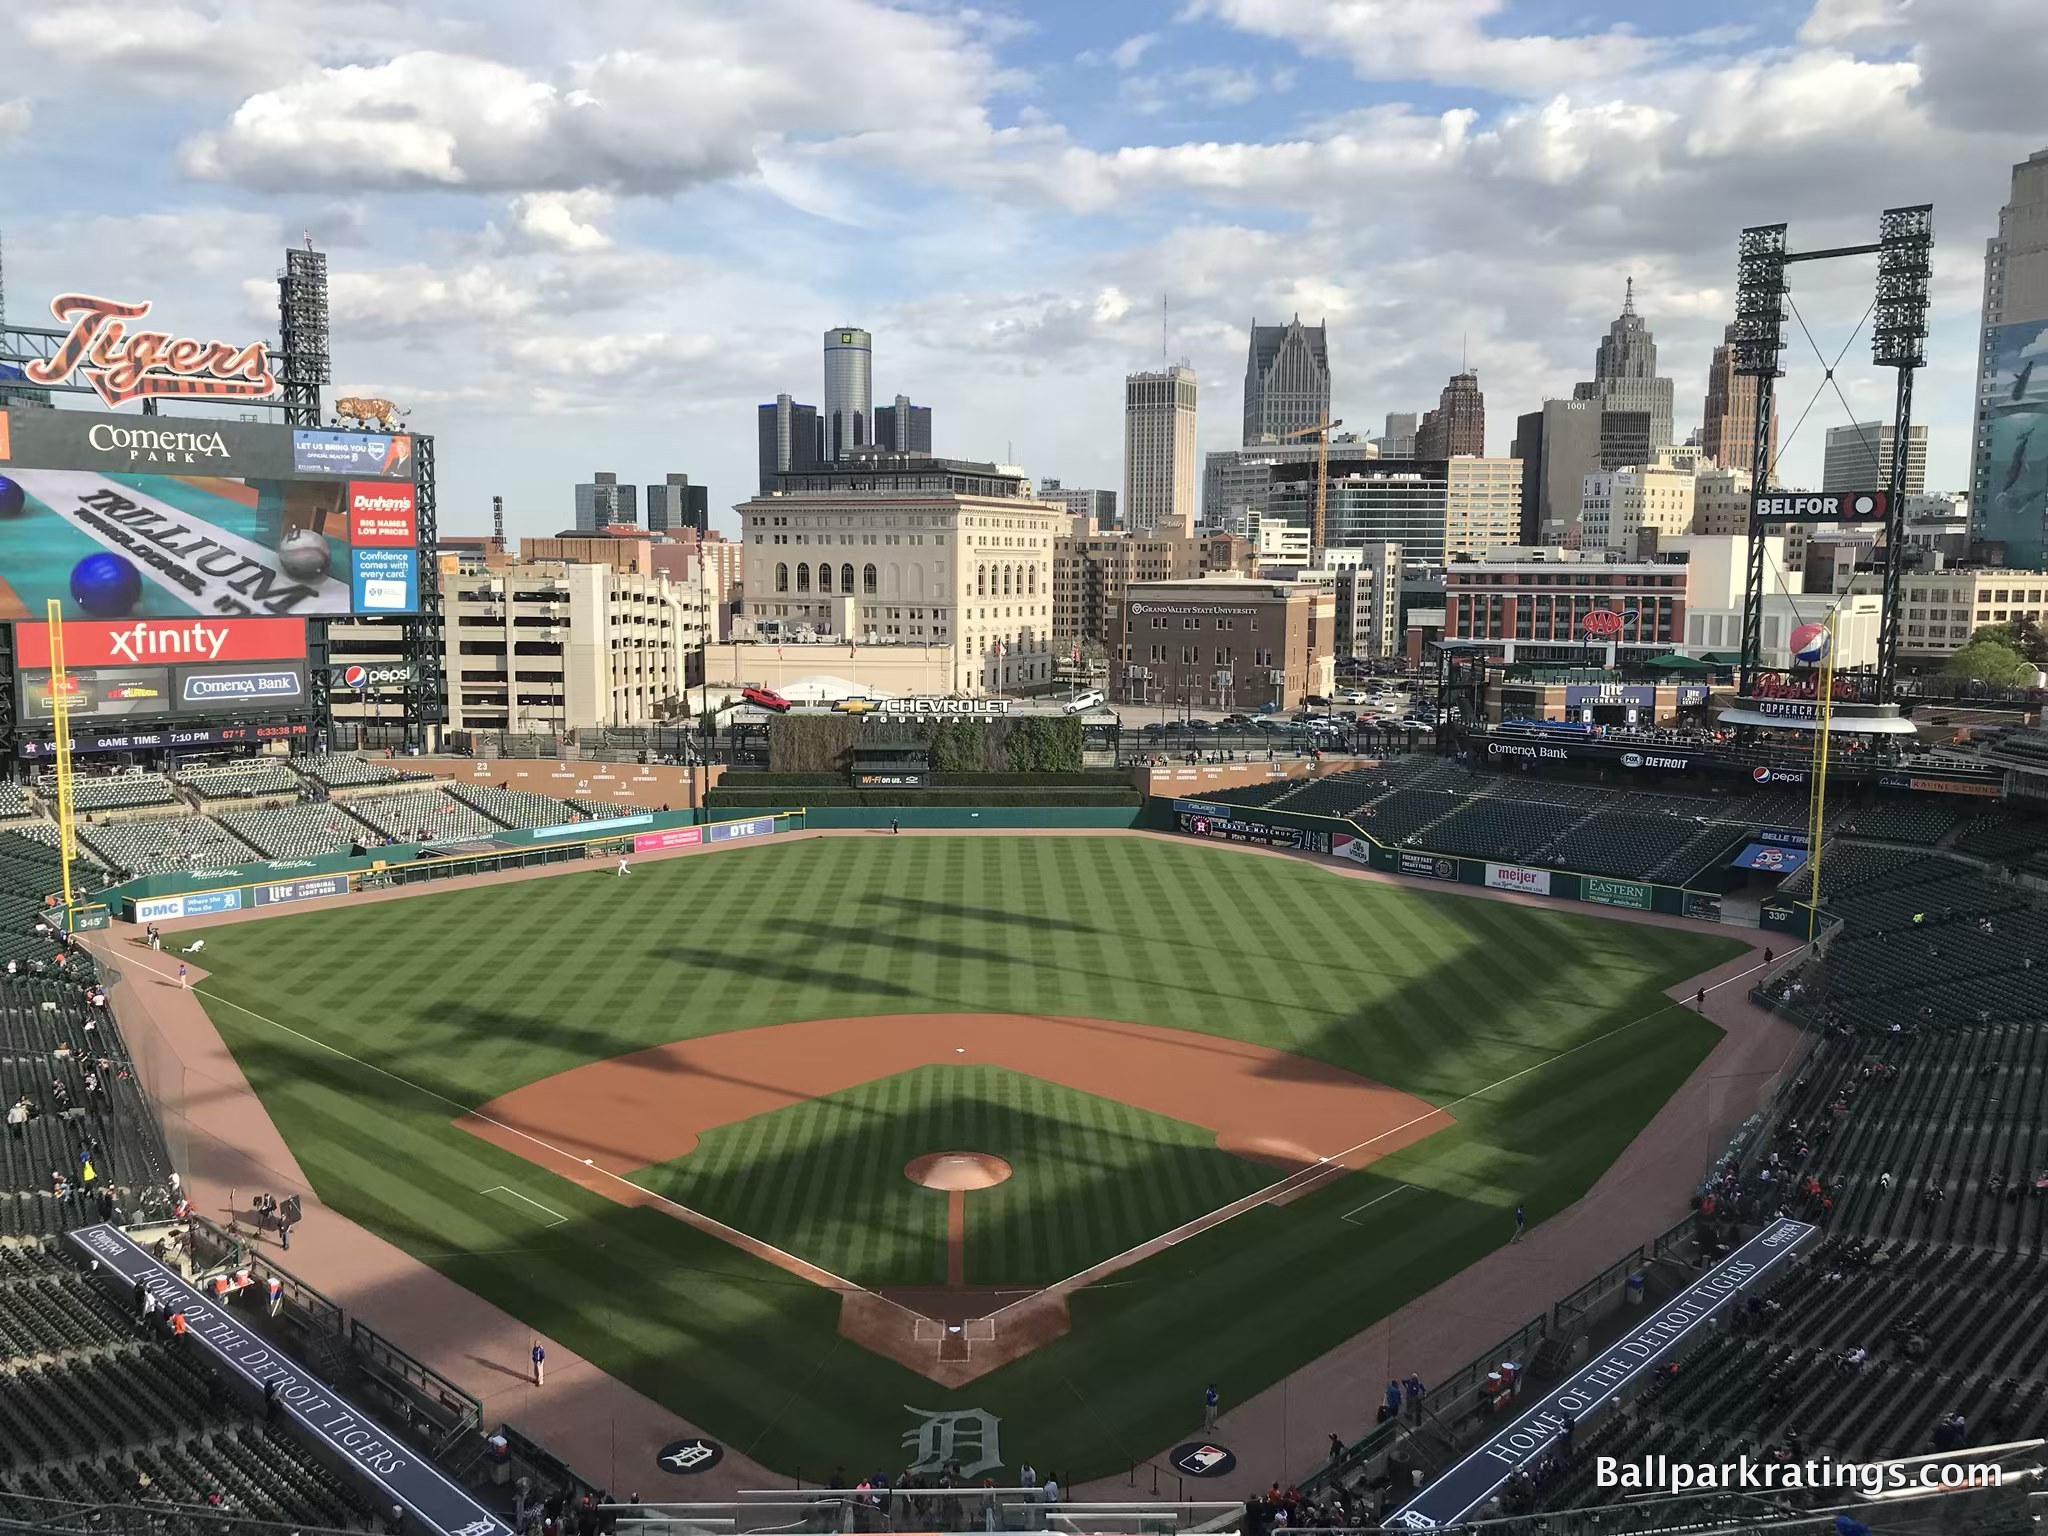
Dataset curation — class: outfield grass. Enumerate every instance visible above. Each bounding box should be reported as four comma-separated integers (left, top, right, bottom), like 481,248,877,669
191,835,1744,1480
631,1064,1276,1287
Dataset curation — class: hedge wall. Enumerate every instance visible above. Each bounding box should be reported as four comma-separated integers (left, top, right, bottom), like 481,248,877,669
763,714,1087,774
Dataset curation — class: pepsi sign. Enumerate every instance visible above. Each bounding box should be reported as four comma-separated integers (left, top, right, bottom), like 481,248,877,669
335,662,414,689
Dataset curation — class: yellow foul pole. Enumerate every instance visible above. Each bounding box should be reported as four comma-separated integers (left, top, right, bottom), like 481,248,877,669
44,600,78,911
1803,610,1838,948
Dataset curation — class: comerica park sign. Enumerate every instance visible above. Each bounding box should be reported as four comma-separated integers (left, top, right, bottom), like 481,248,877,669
1749,491,1889,524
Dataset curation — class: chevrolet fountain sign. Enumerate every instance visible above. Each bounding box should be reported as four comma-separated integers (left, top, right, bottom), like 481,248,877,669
872,698,1012,716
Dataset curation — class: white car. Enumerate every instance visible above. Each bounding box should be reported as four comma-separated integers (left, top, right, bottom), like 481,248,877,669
1061,689,1106,714
1335,688,1372,705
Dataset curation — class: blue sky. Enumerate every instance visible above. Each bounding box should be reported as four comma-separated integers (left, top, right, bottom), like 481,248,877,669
1,0,2042,536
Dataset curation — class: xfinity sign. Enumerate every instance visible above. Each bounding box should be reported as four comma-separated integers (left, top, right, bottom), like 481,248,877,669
1749,490,1888,524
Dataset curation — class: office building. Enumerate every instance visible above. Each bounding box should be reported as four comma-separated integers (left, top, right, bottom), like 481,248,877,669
1512,399,1603,545
757,393,823,493
734,462,1062,694
1269,459,1450,564
1201,438,1378,531
1901,493,1972,562
1579,278,1675,457
1323,543,1403,660
441,558,706,733
1690,464,1755,537
874,394,933,454
1700,322,1776,475
1972,146,2048,566
1822,421,1928,496
573,471,636,532
823,326,873,461
1241,315,1332,446
1052,530,1255,652
1039,480,1117,530
1124,364,1199,537
1445,549,1686,646
1414,371,1485,460
1899,568,2048,660
1374,412,1418,459
1579,463,1698,553
1444,457,1523,559
1113,577,1335,711
645,473,709,537
1598,408,1655,472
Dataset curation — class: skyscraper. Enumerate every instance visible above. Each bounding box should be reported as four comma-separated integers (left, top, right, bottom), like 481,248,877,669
1581,278,1674,456
1971,146,2048,566
1414,371,1485,459
1124,365,1199,537
1823,422,1927,495
573,472,636,531
1373,412,1418,458
874,393,933,454
646,473,710,536
757,393,823,493
1242,315,1331,446
1700,322,1776,477
1511,399,1602,544
823,326,873,461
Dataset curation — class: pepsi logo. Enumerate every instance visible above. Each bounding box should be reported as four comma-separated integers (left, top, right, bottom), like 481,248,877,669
1754,767,1773,783
343,665,367,688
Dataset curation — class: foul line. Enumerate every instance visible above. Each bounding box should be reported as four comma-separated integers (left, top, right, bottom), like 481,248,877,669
481,1185,569,1228
984,945,1794,1322
1339,1184,1412,1225
187,986,923,1325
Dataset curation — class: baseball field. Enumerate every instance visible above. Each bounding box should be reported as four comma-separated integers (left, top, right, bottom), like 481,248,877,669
187,833,1742,1480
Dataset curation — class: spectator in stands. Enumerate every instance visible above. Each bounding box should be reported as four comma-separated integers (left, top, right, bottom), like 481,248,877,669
5,1096,25,1140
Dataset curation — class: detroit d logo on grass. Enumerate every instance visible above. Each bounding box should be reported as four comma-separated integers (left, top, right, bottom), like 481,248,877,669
903,1406,1003,1479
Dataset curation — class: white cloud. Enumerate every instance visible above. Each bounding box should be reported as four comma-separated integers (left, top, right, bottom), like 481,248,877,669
1184,0,1664,95
506,190,615,252
1120,65,1289,115
1110,32,1158,70
179,0,1008,195
0,97,27,149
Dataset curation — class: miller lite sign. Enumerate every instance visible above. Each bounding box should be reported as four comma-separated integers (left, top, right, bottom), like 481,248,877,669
22,294,277,408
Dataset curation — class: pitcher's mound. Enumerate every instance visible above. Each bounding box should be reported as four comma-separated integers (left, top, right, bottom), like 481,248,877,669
907,1151,1012,1190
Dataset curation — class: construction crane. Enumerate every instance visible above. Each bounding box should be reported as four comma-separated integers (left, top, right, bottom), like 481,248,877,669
1282,418,1343,556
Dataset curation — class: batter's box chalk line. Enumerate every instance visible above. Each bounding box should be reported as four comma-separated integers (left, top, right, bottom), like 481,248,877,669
914,1317,997,1343
481,1185,570,1227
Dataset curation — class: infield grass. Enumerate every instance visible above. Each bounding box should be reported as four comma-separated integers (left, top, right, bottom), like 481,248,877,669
191,834,1744,1481
631,1063,1276,1287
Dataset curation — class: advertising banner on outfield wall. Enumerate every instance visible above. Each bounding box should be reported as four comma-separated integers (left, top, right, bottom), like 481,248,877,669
634,826,704,852
252,875,351,907
1398,850,1459,881
1333,834,1373,865
1683,892,1724,923
1178,811,1302,848
134,890,243,921
707,816,777,843
1582,876,1652,910
1483,863,1551,896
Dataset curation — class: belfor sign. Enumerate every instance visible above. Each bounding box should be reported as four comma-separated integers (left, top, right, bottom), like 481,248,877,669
22,294,277,408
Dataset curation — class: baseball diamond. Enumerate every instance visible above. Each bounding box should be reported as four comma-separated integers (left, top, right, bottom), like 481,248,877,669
181,832,1741,1479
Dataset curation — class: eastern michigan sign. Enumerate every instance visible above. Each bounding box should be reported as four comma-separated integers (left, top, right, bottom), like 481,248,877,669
1749,490,1888,524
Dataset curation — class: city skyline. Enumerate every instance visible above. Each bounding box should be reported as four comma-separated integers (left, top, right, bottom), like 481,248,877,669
0,0,2036,539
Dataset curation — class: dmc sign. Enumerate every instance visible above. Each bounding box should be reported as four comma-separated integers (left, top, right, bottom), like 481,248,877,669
22,294,277,408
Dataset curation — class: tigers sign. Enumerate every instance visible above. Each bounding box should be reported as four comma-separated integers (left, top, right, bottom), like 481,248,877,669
21,293,277,408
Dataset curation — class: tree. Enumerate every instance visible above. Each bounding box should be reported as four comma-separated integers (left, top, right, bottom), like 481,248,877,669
1943,635,2037,687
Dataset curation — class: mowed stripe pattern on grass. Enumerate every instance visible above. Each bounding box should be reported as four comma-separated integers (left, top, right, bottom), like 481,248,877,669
629,1064,1275,1288
197,835,1713,1107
